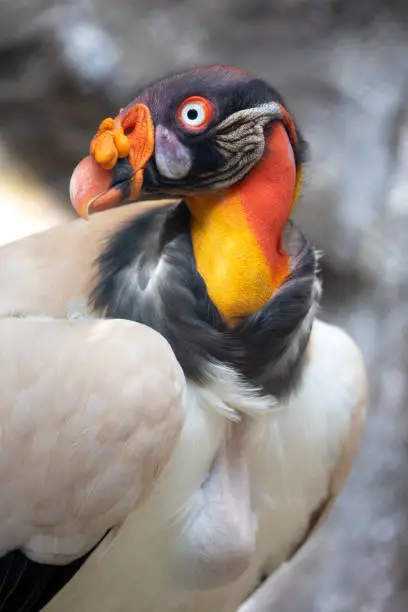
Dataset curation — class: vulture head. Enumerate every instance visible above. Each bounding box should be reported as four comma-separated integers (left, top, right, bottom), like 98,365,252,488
70,65,319,399
70,65,305,209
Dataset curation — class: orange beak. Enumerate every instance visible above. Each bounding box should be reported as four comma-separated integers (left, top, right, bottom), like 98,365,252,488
69,104,155,219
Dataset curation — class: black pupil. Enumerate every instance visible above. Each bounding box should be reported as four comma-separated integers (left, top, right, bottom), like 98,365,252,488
187,108,199,121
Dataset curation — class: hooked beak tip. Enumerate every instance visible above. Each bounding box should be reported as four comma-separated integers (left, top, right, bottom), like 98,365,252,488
69,156,109,220
69,156,128,220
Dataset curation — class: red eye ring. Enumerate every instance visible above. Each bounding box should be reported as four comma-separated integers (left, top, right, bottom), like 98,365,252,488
177,96,214,132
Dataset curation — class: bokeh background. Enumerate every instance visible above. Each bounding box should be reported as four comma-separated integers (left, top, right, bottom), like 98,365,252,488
1,1,407,610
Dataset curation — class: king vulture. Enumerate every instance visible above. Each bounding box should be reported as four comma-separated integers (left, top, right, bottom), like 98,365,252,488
0,66,367,612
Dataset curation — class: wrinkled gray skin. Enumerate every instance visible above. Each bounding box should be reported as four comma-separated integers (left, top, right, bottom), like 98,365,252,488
1,1,408,610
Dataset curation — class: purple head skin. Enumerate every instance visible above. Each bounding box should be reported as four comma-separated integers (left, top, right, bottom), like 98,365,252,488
155,124,192,179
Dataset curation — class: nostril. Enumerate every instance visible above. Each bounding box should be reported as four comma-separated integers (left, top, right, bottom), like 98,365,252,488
124,124,135,136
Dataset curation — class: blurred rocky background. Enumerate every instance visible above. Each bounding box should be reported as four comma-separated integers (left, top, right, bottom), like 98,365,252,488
0,1,407,610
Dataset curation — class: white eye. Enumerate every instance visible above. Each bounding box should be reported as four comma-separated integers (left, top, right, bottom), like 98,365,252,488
177,96,214,131
180,103,206,127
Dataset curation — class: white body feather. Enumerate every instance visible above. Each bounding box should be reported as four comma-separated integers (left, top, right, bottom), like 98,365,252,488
43,318,366,612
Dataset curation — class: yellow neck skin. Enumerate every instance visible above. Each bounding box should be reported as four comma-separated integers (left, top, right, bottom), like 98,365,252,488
186,124,299,322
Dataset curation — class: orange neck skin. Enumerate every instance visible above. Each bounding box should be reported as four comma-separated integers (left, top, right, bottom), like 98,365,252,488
186,124,299,322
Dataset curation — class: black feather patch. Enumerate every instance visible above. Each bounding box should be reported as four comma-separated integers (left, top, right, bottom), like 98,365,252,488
91,204,319,397
0,539,103,612
237,228,318,397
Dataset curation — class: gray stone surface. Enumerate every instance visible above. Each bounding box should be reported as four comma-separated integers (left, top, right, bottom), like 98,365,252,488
0,1,407,610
